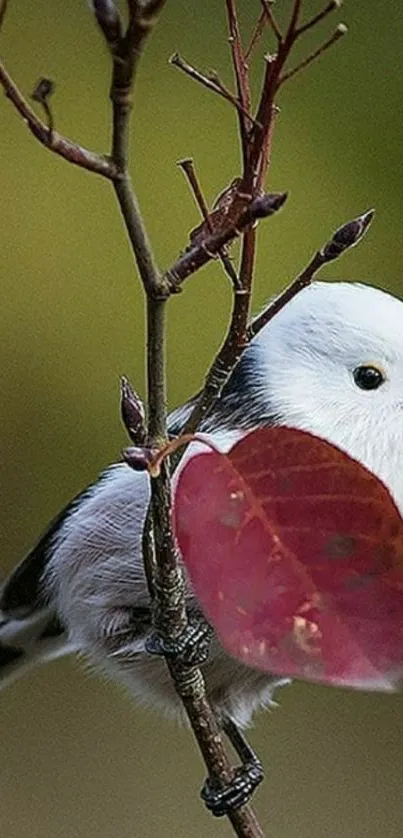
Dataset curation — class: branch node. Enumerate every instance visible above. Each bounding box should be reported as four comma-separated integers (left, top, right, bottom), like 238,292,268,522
31,77,55,142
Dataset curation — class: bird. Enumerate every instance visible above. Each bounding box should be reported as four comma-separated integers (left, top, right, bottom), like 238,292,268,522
1,279,403,812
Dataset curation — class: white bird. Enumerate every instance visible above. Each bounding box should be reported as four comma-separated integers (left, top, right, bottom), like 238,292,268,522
1,280,403,811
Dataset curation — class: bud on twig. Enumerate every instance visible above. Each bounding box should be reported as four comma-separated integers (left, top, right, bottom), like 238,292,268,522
120,376,147,444
89,0,123,47
122,446,157,472
250,191,288,219
322,208,374,261
247,208,375,341
31,77,55,140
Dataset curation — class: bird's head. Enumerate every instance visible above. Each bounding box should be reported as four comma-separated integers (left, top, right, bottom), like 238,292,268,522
250,281,403,512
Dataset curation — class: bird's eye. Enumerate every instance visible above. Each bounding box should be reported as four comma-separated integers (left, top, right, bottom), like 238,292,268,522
353,364,385,391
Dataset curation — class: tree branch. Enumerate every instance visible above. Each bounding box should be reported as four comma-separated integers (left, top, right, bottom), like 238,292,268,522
178,157,240,287
259,0,282,43
165,191,286,291
280,23,348,86
247,209,375,340
225,0,252,166
105,5,268,834
296,0,342,37
0,60,118,178
170,52,259,129
180,195,287,435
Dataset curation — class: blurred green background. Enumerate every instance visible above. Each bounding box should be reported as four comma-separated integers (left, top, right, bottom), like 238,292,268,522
1,1,403,837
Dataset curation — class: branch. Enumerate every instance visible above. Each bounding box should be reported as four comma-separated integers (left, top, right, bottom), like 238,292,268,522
280,23,348,86
259,0,282,43
296,0,342,37
245,11,267,61
180,207,373,453
104,6,268,833
91,0,123,47
179,194,287,436
247,209,375,340
0,0,9,32
170,53,259,129
0,60,119,178
107,2,167,298
225,0,251,165
178,158,240,287
165,192,287,293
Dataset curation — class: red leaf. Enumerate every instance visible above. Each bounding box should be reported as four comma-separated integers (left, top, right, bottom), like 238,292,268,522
174,427,403,691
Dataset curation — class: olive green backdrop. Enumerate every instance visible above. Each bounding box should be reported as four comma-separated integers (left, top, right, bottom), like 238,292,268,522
1,2,403,837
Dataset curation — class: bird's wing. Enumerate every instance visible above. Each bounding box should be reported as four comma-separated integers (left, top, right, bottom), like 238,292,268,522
0,495,83,691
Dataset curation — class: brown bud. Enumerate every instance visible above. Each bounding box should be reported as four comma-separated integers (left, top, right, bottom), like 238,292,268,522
32,78,55,104
122,446,157,472
251,191,288,219
120,376,147,445
90,0,122,46
323,209,374,261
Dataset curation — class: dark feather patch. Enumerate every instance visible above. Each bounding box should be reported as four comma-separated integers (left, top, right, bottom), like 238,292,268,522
0,494,85,617
0,643,23,667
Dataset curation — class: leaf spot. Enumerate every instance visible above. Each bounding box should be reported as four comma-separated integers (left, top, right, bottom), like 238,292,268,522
325,534,356,559
292,616,322,655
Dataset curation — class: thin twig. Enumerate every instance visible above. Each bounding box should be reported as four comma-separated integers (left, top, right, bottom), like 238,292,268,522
180,195,287,436
247,209,375,340
178,158,212,222
0,60,118,178
288,0,303,35
296,0,342,37
179,158,240,287
225,0,251,166
170,53,259,129
0,0,9,31
280,23,348,86
259,0,282,43
165,192,287,292
245,11,267,61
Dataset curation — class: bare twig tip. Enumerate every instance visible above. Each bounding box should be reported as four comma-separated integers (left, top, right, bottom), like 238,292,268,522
177,157,193,170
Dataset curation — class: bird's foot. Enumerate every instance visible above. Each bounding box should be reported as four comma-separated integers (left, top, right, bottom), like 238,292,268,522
201,758,264,817
145,617,213,666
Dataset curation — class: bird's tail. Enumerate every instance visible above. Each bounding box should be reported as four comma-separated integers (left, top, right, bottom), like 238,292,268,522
0,606,72,692
0,499,81,692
